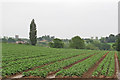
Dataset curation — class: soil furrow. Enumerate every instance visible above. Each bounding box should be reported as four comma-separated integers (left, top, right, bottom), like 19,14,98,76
115,53,120,80
114,53,117,78
82,52,109,78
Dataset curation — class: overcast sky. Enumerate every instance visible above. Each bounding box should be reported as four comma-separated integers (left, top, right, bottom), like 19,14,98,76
0,0,119,39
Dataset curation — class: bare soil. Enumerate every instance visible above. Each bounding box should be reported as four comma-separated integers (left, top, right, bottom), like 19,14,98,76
114,53,117,78
11,74,23,78
115,53,120,80
23,76,42,78
47,74,56,78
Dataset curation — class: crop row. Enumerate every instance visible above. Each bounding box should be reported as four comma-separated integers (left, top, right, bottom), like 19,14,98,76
2,51,97,77
23,51,106,77
2,45,76,62
2,51,82,67
92,52,115,77
55,51,107,77
2,43,95,62
2,49,97,68
2,53,82,77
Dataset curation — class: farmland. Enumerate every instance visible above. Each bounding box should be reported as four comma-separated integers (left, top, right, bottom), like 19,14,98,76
1,43,119,79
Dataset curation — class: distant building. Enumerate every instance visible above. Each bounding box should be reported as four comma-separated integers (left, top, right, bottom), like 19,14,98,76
15,35,19,39
16,41,25,44
39,40,47,42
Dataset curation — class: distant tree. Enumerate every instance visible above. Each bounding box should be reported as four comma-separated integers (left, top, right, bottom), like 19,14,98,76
2,37,8,43
85,39,93,44
108,34,116,43
105,37,109,43
92,40,111,50
86,44,99,50
112,43,116,50
29,19,37,46
100,34,116,43
49,42,54,48
38,35,55,42
99,43,111,50
69,36,85,49
37,37,43,41
49,38,64,48
8,37,16,43
63,42,69,48
100,37,106,43
51,36,55,39
116,34,120,51
91,40,101,48
17,39,23,41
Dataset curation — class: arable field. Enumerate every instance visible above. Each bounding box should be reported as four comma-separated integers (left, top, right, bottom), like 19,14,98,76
1,43,119,79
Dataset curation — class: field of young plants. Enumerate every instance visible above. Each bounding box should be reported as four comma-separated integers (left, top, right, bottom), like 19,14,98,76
1,43,119,79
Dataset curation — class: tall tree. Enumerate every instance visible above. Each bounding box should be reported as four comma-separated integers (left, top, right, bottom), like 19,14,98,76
29,19,37,45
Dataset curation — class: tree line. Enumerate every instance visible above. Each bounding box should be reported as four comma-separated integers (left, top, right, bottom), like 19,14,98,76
2,19,120,51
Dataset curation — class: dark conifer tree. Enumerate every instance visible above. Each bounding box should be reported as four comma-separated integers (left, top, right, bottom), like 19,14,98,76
29,19,37,45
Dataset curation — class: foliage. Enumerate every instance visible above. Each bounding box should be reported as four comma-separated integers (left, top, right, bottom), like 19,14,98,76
56,51,106,77
92,41,111,50
100,43,111,50
116,34,120,51
112,34,120,51
2,37,7,43
86,44,99,50
2,43,116,78
37,35,55,42
69,36,85,49
29,19,37,46
118,52,120,68
92,52,115,77
49,42,54,48
49,38,64,48
100,34,116,43
84,39,93,44
7,37,16,43
2,43,98,77
112,43,116,50
23,51,96,77
63,41,70,48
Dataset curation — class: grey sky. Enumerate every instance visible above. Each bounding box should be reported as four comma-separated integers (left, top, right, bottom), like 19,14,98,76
1,0,119,39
